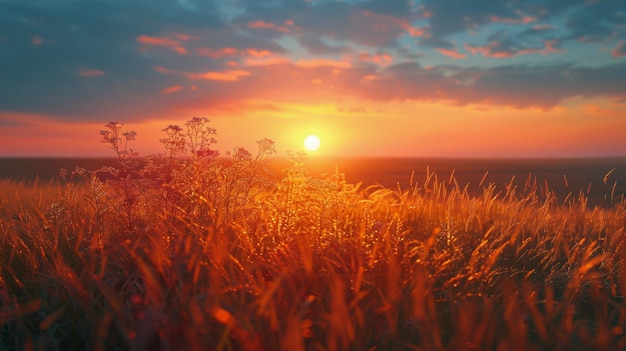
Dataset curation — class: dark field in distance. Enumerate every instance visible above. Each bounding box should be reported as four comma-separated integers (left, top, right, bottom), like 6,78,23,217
2,157,625,206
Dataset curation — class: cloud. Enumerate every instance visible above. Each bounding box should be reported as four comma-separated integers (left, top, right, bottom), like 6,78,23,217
236,0,422,49
356,52,394,66
137,35,188,55
550,0,626,42
161,85,183,94
247,20,293,33
187,70,251,81
0,0,238,121
154,64,253,81
420,0,522,39
0,0,624,126
31,35,45,45
358,0,413,17
465,29,563,58
245,57,292,67
79,69,106,77
348,61,626,109
294,58,352,69
612,41,626,58
419,0,626,51
160,59,626,114
436,47,467,59
247,48,272,57
298,35,352,55
197,47,239,58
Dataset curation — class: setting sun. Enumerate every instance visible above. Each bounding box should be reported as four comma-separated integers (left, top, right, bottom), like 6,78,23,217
304,134,321,152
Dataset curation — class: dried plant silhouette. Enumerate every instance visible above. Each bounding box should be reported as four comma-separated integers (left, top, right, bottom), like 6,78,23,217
1,118,626,350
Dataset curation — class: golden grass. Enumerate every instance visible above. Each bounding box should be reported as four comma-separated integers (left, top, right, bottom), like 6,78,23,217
1,120,626,350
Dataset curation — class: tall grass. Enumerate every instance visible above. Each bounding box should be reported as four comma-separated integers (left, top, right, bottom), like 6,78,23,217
1,118,626,350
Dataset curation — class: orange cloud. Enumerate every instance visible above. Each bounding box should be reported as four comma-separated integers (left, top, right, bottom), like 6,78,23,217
543,40,562,54
197,47,238,58
79,69,105,77
465,44,489,57
396,18,425,37
153,64,251,82
405,26,425,37
162,85,183,94
188,70,251,81
490,15,536,24
357,52,393,65
612,41,626,58
360,74,378,83
31,36,44,45
465,40,562,58
137,35,177,46
153,66,178,75
532,24,555,30
245,57,291,66
173,33,197,41
247,48,272,57
136,35,187,55
436,48,467,59
295,58,352,69
247,20,291,33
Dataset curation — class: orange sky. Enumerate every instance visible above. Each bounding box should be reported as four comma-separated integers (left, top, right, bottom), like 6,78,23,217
2,97,625,158
1,0,625,158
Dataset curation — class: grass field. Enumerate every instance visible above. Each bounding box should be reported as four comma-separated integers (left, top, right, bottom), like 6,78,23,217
1,119,626,350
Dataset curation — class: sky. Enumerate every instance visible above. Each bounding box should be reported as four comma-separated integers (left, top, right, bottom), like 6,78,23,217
1,0,625,158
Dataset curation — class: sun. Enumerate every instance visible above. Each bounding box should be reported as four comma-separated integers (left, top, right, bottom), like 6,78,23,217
303,134,321,152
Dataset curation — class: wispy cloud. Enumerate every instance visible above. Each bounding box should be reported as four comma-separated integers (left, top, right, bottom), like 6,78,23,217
613,41,626,58
247,20,293,33
79,69,105,77
137,35,188,55
31,35,45,45
161,85,183,94
187,70,251,81
295,58,352,69
436,47,467,59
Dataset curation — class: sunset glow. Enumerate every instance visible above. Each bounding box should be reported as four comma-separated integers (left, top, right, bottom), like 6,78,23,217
0,0,625,157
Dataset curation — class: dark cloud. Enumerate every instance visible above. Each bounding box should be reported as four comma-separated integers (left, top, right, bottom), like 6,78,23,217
421,0,626,47
236,0,308,14
523,0,626,54
418,37,456,50
358,0,413,17
465,29,562,58
561,0,626,42
467,63,626,107
298,34,352,55
230,0,307,39
350,62,626,108
158,57,626,111
421,0,520,39
0,0,227,118
235,0,418,48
